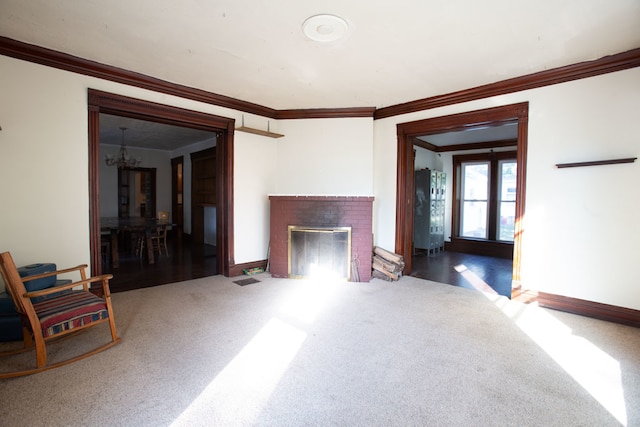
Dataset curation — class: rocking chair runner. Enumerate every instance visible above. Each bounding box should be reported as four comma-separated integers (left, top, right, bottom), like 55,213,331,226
0,252,121,379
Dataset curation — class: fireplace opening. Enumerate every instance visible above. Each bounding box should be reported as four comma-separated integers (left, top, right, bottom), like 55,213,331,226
288,226,352,280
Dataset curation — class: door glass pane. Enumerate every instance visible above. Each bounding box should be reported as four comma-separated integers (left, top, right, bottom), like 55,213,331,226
461,162,488,239
498,161,517,241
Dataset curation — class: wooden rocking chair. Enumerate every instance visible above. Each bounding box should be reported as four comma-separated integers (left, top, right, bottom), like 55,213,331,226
0,252,121,379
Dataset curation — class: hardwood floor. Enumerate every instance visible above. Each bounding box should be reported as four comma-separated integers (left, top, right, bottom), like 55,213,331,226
103,233,217,293
410,250,513,298
104,234,511,298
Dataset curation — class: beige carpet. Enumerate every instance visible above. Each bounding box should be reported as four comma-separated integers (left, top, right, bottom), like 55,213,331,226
1,274,639,426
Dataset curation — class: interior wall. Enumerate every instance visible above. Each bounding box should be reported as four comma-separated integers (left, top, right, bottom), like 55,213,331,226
233,131,277,263
0,54,272,281
373,67,640,310
274,118,374,196
414,145,442,171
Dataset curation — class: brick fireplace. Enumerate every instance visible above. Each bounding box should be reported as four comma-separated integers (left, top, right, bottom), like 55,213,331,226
269,196,374,282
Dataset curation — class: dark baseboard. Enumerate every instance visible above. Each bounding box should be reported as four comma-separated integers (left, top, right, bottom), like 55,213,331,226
512,287,640,328
445,238,513,259
228,259,268,278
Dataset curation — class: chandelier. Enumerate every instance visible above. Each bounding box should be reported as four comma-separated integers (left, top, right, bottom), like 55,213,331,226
105,127,141,168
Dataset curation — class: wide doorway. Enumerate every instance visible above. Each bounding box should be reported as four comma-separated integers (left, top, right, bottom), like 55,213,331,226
87,89,235,288
396,103,529,297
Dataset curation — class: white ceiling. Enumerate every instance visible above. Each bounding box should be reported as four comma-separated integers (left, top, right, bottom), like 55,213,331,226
2,0,639,112
418,122,518,147
99,114,216,151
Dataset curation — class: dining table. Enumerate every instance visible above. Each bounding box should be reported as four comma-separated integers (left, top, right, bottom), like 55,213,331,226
101,217,174,268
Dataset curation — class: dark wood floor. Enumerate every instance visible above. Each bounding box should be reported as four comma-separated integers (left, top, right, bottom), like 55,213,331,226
104,234,512,298
410,250,514,298
103,234,217,293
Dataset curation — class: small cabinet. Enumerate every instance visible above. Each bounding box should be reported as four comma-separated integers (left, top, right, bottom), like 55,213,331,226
414,169,446,255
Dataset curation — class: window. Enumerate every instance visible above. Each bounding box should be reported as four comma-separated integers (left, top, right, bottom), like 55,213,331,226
461,162,489,239
454,152,517,242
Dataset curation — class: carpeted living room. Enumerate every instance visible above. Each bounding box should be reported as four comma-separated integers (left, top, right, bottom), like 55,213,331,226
1,1,640,426
1,273,639,426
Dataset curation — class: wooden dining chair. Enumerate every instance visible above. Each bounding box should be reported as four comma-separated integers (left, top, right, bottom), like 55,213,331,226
0,251,121,379
151,225,169,256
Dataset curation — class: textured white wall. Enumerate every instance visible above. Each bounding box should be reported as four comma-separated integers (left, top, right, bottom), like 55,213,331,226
273,118,374,196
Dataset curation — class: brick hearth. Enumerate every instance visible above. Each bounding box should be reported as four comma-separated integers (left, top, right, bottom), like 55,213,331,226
269,196,374,282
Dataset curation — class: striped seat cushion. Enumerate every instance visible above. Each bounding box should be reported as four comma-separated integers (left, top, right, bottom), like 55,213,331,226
33,291,109,337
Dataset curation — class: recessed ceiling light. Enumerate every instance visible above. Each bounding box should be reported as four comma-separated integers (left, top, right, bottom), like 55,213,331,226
302,14,349,42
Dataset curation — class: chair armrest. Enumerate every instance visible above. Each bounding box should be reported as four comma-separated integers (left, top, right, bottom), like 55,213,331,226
24,274,114,299
19,264,88,283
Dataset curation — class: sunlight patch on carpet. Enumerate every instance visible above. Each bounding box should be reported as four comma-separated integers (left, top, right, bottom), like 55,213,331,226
498,300,627,425
279,278,343,323
170,318,306,426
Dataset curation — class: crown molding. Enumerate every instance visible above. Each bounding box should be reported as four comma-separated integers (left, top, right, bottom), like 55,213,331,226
1,36,638,121
275,107,376,119
0,36,278,117
375,47,640,119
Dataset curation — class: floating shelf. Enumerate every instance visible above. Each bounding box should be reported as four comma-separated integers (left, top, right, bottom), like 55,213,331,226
555,157,637,168
236,126,284,138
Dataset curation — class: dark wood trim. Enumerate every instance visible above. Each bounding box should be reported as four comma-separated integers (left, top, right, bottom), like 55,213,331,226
87,89,232,130
87,90,235,278
556,157,637,168
229,259,268,278
218,127,235,276
376,47,640,119
0,36,277,119
512,288,640,328
0,36,373,120
5,36,636,122
275,107,376,119
445,238,513,259
396,102,528,280
395,131,414,269
415,138,517,153
513,114,528,283
88,106,102,276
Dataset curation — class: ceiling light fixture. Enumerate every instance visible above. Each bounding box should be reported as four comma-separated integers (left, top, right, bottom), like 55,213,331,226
302,14,349,42
105,127,141,168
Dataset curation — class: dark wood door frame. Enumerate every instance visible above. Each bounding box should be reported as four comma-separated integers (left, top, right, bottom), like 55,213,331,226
88,89,235,277
395,102,529,291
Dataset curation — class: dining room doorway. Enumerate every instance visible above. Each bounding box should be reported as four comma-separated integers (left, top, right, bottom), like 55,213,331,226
87,89,235,278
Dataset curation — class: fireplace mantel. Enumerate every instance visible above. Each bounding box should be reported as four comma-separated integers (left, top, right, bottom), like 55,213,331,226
269,195,374,282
